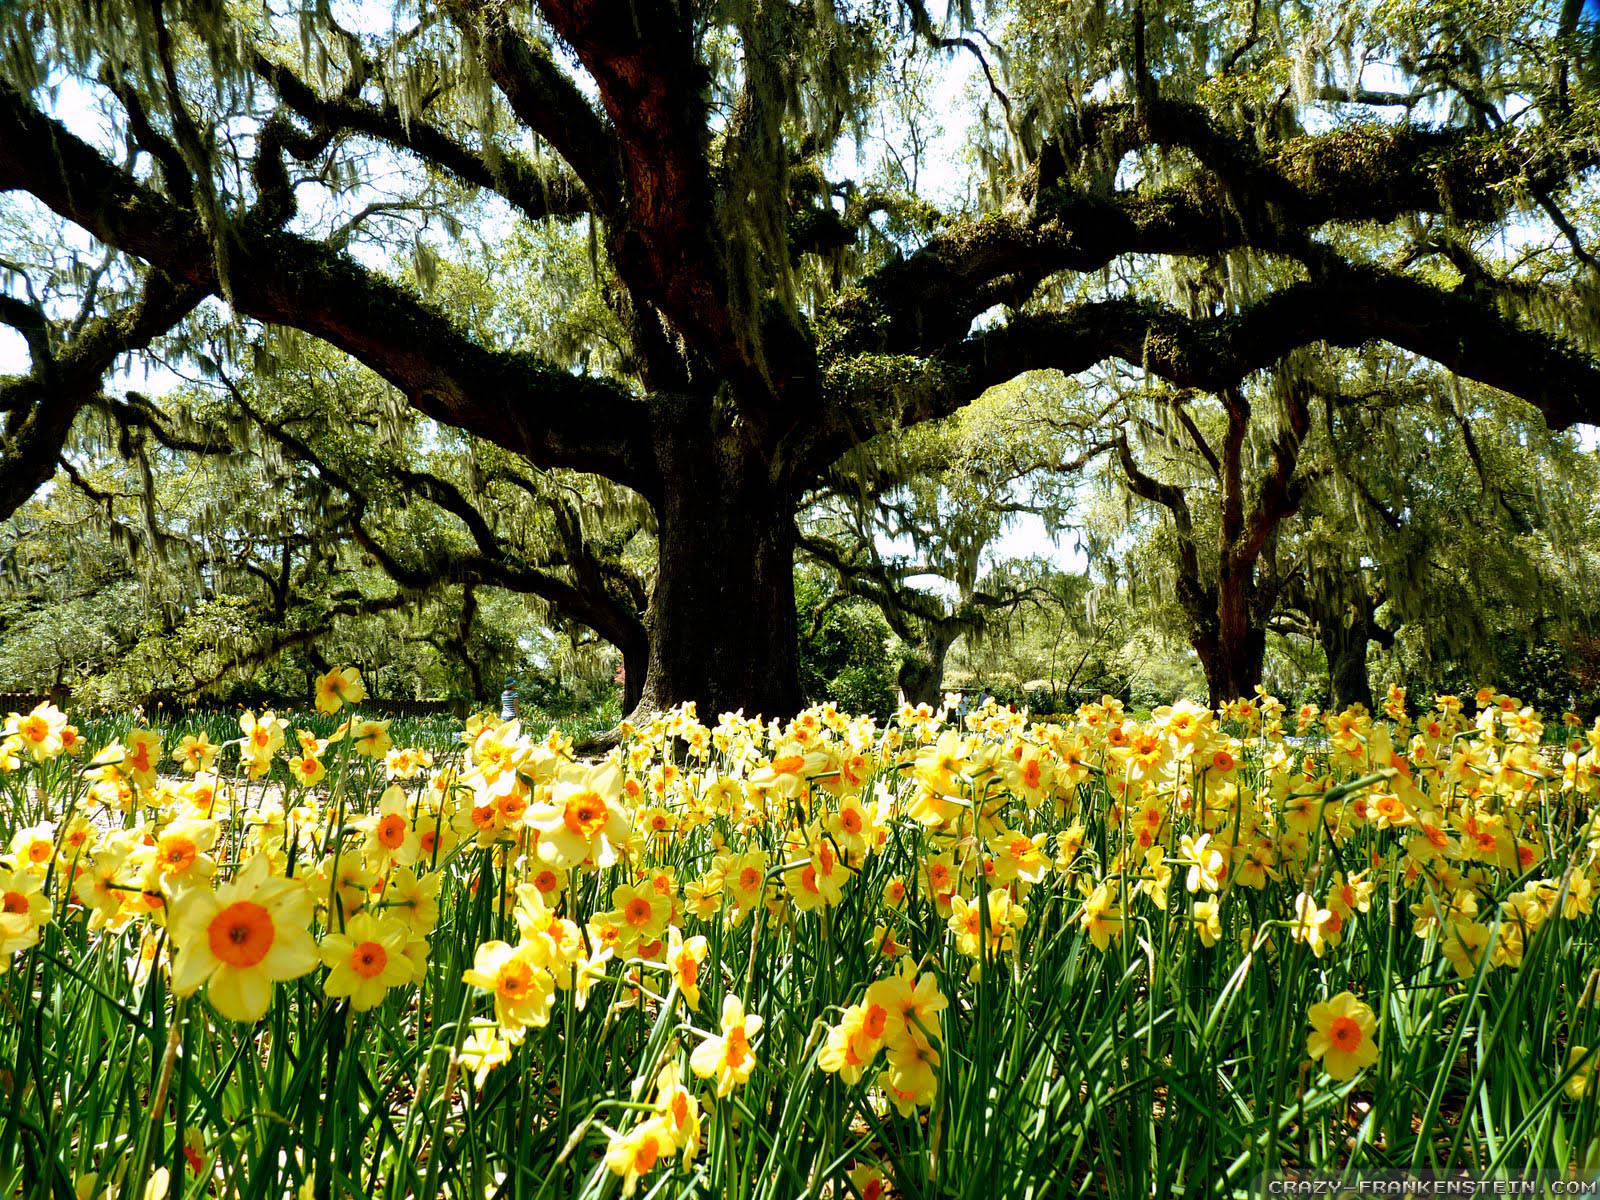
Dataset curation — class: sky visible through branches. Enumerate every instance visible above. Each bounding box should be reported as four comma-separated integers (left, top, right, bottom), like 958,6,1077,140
3,5,1596,599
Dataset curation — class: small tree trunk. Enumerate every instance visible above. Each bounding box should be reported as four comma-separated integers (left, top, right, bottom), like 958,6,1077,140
1319,608,1375,712
632,433,803,720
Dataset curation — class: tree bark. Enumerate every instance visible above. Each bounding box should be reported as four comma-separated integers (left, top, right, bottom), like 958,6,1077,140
1319,611,1374,712
632,424,803,720
620,637,647,714
1198,553,1270,706
897,631,955,707
1194,623,1267,709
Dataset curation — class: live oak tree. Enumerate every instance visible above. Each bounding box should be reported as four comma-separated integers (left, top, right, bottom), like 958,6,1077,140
1285,373,1600,709
0,325,653,707
799,397,1057,705
1033,358,1329,707
1055,349,1600,710
6,0,1600,720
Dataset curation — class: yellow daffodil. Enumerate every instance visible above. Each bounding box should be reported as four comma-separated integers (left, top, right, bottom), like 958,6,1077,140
1306,991,1379,1081
320,911,413,1010
168,856,319,1022
690,992,761,1097
313,667,366,715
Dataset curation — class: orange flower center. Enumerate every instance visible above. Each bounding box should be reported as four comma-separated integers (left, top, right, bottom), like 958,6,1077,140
633,1132,661,1173
351,941,389,979
862,1003,888,1040
207,901,275,968
161,838,197,872
564,792,607,838
497,959,536,1000
738,868,761,891
624,897,654,927
26,842,51,863
2,891,29,914
497,793,528,820
1329,1015,1362,1051
377,814,408,849
840,809,863,834
725,1026,749,1068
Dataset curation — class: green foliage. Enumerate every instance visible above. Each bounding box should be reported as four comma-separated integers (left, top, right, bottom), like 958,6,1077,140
2,695,1598,1196
795,573,897,717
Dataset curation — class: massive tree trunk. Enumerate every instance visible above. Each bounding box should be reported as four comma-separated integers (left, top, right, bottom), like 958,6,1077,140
619,639,647,715
632,425,803,720
1320,614,1373,712
1203,559,1268,706
1193,625,1267,709
897,630,957,707
1311,588,1388,712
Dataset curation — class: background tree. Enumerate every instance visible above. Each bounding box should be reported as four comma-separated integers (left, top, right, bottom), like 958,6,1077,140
799,393,1070,704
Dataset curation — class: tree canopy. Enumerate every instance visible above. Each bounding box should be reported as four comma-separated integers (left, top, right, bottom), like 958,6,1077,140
4,0,1600,719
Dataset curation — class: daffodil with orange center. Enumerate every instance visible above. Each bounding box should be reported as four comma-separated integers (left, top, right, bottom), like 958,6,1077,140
605,1117,675,1197
122,729,162,790
866,962,947,1055
320,911,413,1010
362,785,420,869
529,760,629,868
463,940,556,1040
690,993,762,1097
168,855,318,1022
666,925,707,1009
351,718,392,759
651,1062,702,1161
313,666,366,715
0,866,49,963
152,820,219,887
5,702,66,761
174,732,219,775
1306,991,1379,1081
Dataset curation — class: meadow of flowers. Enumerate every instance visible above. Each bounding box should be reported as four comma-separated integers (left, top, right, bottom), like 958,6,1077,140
0,671,1597,1199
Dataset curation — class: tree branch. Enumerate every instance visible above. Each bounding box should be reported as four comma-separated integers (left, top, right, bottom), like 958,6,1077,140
823,100,1600,362
251,51,595,223
0,79,661,497
0,270,203,521
444,4,624,214
813,262,1600,472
